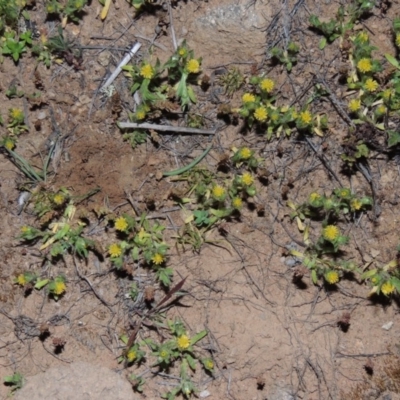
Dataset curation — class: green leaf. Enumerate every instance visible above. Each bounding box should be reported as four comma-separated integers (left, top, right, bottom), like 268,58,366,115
35,279,49,289
311,269,318,284
391,277,400,294
387,130,400,147
385,54,400,69
309,15,321,28
54,224,70,240
187,86,197,103
185,353,197,370
190,330,207,345
319,38,327,50
361,269,377,280
120,334,129,344
132,246,139,261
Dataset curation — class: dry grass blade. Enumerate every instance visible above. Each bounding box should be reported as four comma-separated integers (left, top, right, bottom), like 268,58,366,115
154,276,188,311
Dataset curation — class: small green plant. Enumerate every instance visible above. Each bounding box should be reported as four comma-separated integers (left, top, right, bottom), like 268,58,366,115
287,188,372,285
270,41,299,71
7,107,28,136
218,67,245,96
47,275,67,300
169,160,257,252
2,146,53,184
108,213,172,285
45,0,88,25
14,271,38,288
362,256,400,297
288,188,372,224
127,0,154,11
128,373,146,393
0,0,21,33
120,341,146,365
4,372,24,394
46,26,82,66
231,146,259,169
309,0,376,48
122,128,147,148
290,223,355,285
5,83,24,98
123,59,165,107
144,319,209,399
1,30,31,62
341,136,370,167
238,75,327,139
164,41,202,109
19,202,96,260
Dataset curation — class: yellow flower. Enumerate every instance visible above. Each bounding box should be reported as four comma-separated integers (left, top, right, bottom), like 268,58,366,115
348,98,361,112
309,192,321,202
232,197,243,209
136,110,146,120
323,225,340,241
177,334,190,350
382,89,393,101
241,172,254,186
357,58,372,73
371,276,380,285
325,270,339,284
376,105,386,115
351,199,362,211
4,138,14,150
381,281,395,296
178,47,187,57
364,78,378,92
242,93,255,103
299,110,312,125
16,274,27,286
21,226,29,233
204,359,214,369
140,64,154,79
9,108,23,121
396,33,400,48
358,31,369,43
254,107,268,122
53,193,65,205
152,253,164,265
115,216,128,232
239,147,252,159
212,185,226,200
160,349,168,359
186,59,200,74
260,78,275,93
126,349,136,362
338,188,351,198
53,281,66,295
270,112,279,122
109,243,122,258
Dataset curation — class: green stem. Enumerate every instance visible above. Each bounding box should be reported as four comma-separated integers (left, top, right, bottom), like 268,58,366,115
163,143,213,177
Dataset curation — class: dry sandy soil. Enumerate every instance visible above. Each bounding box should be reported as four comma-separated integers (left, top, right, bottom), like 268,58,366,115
1,0,400,399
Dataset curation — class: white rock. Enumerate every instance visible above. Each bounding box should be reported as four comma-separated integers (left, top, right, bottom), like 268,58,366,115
382,321,394,331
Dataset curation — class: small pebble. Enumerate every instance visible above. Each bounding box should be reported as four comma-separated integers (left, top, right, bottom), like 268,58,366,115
382,321,393,331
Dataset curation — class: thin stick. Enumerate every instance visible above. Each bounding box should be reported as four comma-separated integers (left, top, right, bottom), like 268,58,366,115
118,122,216,135
100,42,141,91
167,0,177,51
